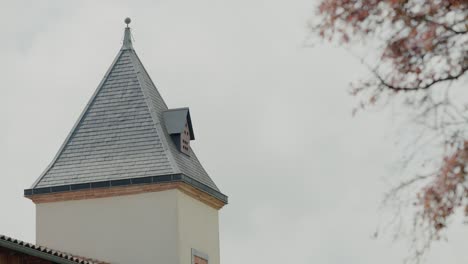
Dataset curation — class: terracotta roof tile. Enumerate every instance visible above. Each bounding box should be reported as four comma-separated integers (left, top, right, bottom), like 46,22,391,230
0,234,109,264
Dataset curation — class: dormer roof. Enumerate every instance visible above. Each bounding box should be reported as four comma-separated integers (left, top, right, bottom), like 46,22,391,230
163,108,195,140
25,21,226,204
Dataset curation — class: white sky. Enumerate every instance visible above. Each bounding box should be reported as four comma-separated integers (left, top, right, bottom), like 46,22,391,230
1,1,467,263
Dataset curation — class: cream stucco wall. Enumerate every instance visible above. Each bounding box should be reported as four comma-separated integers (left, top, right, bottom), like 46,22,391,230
35,189,220,264
177,191,220,264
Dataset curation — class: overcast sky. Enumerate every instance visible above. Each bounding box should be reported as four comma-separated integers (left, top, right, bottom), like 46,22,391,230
1,1,467,263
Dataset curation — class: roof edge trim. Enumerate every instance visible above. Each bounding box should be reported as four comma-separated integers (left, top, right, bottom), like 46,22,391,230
24,174,228,204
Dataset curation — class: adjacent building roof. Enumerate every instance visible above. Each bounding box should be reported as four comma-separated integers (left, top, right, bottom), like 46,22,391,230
0,234,108,264
25,24,226,203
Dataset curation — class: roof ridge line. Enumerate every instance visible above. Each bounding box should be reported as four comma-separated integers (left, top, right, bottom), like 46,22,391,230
31,49,125,189
127,50,180,174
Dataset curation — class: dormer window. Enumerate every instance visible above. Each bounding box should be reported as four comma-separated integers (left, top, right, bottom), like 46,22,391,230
163,108,195,155
180,122,191,155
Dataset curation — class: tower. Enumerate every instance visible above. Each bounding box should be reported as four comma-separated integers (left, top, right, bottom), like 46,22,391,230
24,19,227,264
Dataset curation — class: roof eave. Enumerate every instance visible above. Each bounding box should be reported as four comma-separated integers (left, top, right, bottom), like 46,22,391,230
24,174,228,205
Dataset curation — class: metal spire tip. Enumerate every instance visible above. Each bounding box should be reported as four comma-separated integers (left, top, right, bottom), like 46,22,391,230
124,17,131,27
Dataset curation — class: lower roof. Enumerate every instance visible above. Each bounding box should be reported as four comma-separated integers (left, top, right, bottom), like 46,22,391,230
0,234,107,264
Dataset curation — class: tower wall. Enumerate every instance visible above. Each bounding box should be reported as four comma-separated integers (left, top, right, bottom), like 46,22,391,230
35,189,220,264
36,190,179,264
177,191,220,264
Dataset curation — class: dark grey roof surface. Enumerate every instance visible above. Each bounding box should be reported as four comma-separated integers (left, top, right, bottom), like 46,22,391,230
30,26,222,196
163,108,194,139
0,234,108,264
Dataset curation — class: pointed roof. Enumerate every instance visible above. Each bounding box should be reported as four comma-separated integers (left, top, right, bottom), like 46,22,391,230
25,20,226,204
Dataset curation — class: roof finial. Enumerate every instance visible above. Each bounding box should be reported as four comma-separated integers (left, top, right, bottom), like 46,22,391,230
124,17,131,28
122,17,133,50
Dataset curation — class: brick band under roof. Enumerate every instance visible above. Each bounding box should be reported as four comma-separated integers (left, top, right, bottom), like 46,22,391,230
27,26,226,204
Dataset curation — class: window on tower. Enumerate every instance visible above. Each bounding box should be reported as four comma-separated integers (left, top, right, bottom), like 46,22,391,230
192,249,209,264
